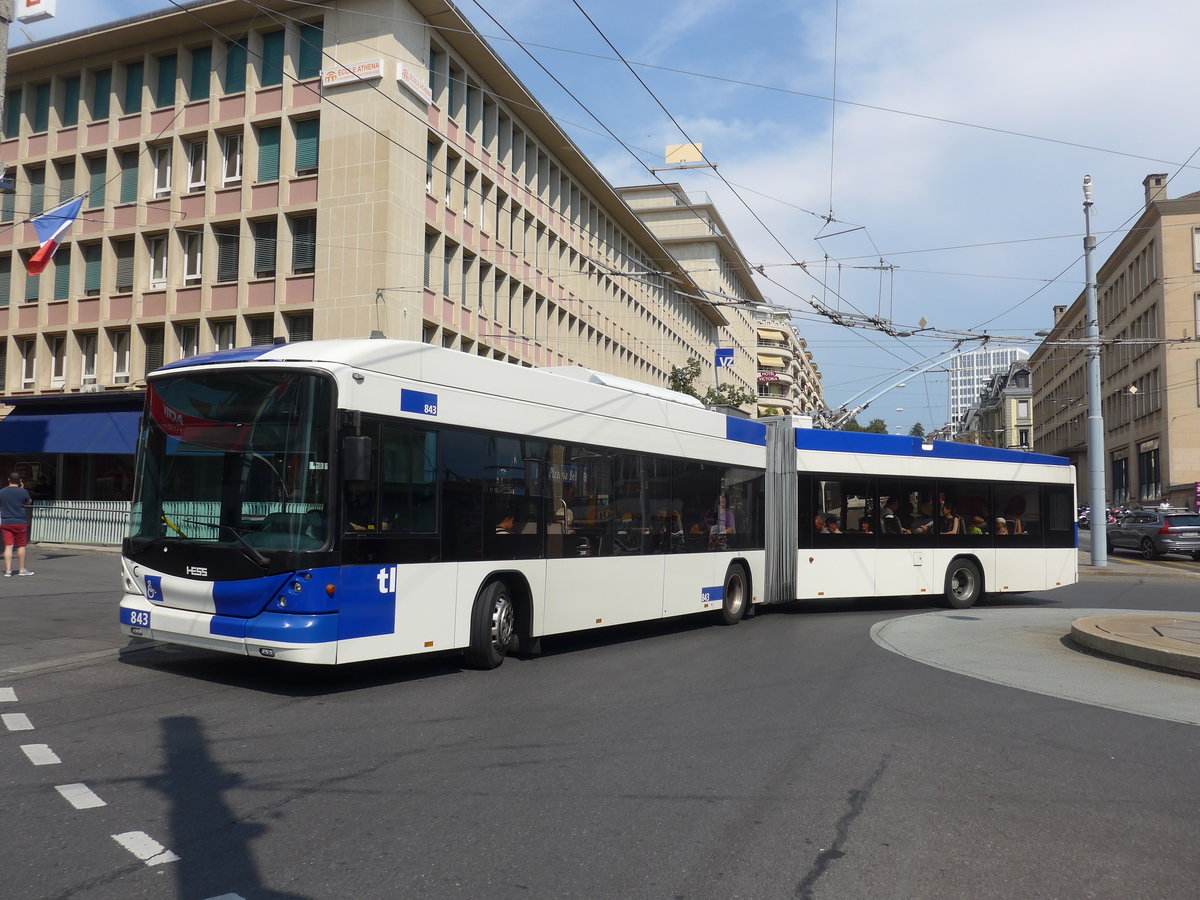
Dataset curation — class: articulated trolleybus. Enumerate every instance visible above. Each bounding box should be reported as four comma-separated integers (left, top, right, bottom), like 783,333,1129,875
119,339,1076,667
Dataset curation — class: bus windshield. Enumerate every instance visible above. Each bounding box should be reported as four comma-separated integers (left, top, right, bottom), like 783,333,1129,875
127,369,334,559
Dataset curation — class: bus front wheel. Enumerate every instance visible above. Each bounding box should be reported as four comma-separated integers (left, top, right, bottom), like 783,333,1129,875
943,559,982,610
716,563,748,625
465,580,515,669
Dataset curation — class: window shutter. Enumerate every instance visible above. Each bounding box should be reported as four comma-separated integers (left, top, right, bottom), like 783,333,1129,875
92,70,111,120
216,225,240,282
124,61,144,113
155,54,177,107
253,220,277,278
261,32,285,87
225,39,247,93
119,152,138,203
291,215,315,273
144,325,165,372
87,156,106,208
190,47,211,100
83,244,101,295
249,317,274,345
28,167,45,216
1,190,14,223
298,23,323,80
0,255,10,308
24,269,39,302
53,246,70,300
257,125,280,181
33,83,50,132
58,162,75,203
62,76,81,127
287,313,313,342
114,239,134,292
294,118,319,172
3,89,20,138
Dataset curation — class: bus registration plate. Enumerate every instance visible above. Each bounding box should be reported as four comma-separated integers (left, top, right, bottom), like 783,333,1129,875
121,608,151,628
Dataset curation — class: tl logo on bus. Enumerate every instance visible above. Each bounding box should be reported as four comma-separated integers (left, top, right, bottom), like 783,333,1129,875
376,566,399,594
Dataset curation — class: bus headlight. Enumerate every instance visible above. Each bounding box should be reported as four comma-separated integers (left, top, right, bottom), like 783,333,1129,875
120,559,144,596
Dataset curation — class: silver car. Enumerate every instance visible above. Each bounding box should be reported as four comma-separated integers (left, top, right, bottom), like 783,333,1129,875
1106,508,1200,560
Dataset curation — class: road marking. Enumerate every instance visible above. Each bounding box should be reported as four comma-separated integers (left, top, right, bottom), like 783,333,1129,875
0,687,16,702
55,783,107,809
112,831,180,866
21,744,61,765
2,712,33,730
203,895,247,900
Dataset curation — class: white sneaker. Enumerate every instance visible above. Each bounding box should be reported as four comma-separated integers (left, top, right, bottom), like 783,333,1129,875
17,570,33,576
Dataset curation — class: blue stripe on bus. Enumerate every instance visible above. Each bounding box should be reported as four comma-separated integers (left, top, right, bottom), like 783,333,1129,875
157,345,279,371
211,612,339,644
212,574,293,617
337,565,398,640
726,416,767,446
794,429,1069,466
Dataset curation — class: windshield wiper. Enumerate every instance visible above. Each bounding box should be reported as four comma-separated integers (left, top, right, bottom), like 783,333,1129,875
173,517,270,571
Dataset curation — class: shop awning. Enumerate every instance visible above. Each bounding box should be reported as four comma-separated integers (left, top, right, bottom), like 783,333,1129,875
757,353,786,367
757,328,788,342
0,409,142,454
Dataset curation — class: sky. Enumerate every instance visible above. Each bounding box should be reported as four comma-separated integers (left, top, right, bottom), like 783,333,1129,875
22,0,1200,433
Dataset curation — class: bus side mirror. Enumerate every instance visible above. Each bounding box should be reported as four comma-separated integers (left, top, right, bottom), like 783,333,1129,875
343,435,372,482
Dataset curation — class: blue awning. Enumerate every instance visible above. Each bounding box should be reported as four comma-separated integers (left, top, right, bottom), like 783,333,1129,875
0,409,142,455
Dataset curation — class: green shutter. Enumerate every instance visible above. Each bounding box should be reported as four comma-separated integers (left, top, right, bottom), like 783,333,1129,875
124,61,143,113
92,70,111,120
28,168,45,216
226,39,247,93
292,215,315,273
24,270,39,302
53,246,70,300
216,226,240,282
115,240,134,291
294,118,319,172
1,191,13,224
58,162,75,203
0,256,10,308
190,47,211,100
257,125,280,181
33,83,50,132
155,54,177,107
3,89,20,138
62,76,80,127
119,152,138,204
87,156,106,208
298,23,323,80
261,32,285,87
144,326,164,372
84,244,101,294
253,220,277,277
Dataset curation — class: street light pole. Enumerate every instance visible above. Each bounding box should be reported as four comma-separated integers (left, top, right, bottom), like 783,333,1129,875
1083,176,1107,566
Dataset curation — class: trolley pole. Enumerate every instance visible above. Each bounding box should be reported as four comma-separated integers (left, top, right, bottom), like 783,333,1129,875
1082,175,1107,567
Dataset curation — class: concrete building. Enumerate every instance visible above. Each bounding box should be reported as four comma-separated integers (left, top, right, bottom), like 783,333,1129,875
0,0,746,499
948,345,1028,433
1031,174,1200,509
961,359,1032,449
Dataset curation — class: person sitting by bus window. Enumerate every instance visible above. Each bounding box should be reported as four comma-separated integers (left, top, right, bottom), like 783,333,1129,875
814,513,827,534
968,515,986,535
824,515,843,534
881,497,910,534
939,502,963,534
1002,497,1026,535
994,516,1009,536
910,501,935,534
346,488,379,532
495,513,515,535
858,517,872,534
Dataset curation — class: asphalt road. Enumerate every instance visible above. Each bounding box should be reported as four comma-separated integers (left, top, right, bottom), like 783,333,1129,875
3,548,1199,899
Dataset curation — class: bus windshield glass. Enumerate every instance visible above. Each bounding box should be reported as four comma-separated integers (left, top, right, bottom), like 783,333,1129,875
128,369,333,556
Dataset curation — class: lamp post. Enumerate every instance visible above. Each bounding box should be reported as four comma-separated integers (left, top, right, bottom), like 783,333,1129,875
1083,176,1107,566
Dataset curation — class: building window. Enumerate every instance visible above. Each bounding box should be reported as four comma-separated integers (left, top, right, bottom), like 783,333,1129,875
119,150,138,204
28,166,45,216
155,53,177,108
1017,399,1030,419
86,155,105,208
3,88,20,138
1018,428,1029,448
187,139,206,190
123,60,144,115
52,246,70,300
248,316,274,345
32,82,50,132
260,31,285,87
294,118,319,174
0,255,10,307
83,243,101,296
148,234,167,289
49,334,66,387
222,131,243,184
177,322,199,359
423,231,436,289
1194,228,1200,273
225,38,247,93
286,312,313,342
183,231,202,285
20,338,35,389
215,224,240,282
290,214,315,273
90,69,111,120
297,22,323,80
144,325,165,374
1137,441,1160,502
257,123,281,181
113,239,134,293
1111,455,1129,504
80,332,97,385
56,160,75,203
212,319,236,350
111,329,130,383
153,143,172,196
190,46,212,100
61,75,81,128
253,219,277,278
24,266,40,303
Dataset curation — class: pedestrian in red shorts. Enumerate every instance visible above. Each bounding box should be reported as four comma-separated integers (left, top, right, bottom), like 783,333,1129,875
0,472,33,577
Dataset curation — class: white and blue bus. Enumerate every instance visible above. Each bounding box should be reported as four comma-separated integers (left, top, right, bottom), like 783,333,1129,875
119,339,1076,666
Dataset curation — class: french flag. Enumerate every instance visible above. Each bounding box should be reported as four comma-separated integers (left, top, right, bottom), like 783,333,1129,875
25,195,84,276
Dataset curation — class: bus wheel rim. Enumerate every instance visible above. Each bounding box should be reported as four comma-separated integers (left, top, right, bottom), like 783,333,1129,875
491,593,514,650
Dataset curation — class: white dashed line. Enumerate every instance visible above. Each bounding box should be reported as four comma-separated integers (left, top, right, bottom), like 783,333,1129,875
55,783,107,810
112,831,180,866
2,712,33,730
0,687,16,702
21,744,61,765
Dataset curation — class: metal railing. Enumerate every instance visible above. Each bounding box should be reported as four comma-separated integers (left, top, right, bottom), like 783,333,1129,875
30,501,131,546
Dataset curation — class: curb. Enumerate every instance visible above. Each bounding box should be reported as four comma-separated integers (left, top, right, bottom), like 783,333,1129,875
1070,615,1200,678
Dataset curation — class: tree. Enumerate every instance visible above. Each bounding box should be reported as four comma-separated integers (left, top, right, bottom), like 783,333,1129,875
865,418,888,434
668,358,757,410
908,422,926,438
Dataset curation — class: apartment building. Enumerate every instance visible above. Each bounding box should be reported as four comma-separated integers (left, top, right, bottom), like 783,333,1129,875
0,0,734,500
1032,174,1200,508
961,358,1032,449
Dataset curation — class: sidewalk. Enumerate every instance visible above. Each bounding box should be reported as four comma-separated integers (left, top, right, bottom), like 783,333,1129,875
1071,614,1200,678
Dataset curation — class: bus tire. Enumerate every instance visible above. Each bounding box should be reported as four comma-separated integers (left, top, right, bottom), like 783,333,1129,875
716,563,748,625
943,558,982,609
465,580,515,669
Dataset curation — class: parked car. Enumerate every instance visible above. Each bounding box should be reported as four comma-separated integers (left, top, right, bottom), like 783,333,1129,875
1106,508,1200,560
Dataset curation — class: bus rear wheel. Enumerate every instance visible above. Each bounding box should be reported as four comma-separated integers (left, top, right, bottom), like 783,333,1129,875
465,580,515,669
943,559,982,609
716,563,748,625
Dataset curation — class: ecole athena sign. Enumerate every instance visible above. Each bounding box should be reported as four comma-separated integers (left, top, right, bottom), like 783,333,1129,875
322,59,384,88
